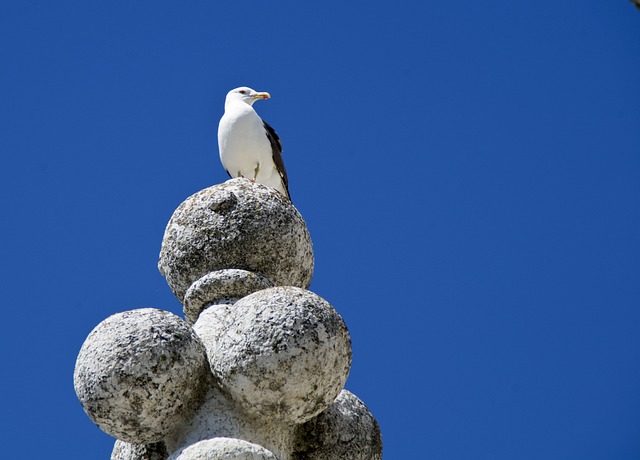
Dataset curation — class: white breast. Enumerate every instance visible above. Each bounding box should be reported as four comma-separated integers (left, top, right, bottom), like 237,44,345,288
218,103,273,179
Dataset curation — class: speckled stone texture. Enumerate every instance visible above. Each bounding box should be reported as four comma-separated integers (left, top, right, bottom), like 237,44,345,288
292,390,383,460
111,440,168,460
194,286,352,425
74,309,209,444
76,180,383,459
158,179,314,304
183,269,273,324
169,438,277,460
163,385,295,459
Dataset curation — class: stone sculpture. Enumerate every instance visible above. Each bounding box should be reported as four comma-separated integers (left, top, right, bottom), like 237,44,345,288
74,178,382,459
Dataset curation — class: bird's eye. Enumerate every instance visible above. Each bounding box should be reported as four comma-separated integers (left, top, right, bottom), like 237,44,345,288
238,89,247,95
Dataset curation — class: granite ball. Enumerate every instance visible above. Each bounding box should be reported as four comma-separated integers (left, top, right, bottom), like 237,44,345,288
74,308,209,444
292,390,383,460
194,287,351,424
158,179,314,303
183,269,274,324
169,438,277,460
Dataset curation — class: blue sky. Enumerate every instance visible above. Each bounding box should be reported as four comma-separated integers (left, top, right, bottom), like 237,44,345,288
1,2,639,459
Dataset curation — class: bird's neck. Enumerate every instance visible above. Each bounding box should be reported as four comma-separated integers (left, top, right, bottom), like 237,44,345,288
224,100,255,112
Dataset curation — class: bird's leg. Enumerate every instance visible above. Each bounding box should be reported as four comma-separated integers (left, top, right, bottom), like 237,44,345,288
252,163,260,182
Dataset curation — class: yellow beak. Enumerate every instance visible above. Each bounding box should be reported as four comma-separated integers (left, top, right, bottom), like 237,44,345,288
253,91,271,100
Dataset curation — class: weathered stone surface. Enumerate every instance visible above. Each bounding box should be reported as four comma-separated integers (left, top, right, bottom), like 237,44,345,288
194,286,351,425
111,440,168,460
75,179,383,459
169,437,277,460
183,269,273,324
158,179,314,303
74,308,209,444
292,389,383,460
164,386,294,460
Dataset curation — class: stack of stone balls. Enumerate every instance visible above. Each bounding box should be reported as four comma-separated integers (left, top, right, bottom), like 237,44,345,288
74,178,382,460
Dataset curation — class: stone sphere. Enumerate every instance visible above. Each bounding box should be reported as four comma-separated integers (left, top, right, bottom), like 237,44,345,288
292,390,383,460
194,287,351,424
183,269,273,324
74,308,209,444
158,179,314,303
169,438,277,460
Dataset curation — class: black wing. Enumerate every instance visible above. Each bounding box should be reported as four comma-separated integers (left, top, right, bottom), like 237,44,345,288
263,120,291,200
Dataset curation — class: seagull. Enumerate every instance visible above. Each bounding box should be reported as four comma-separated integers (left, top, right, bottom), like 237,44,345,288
218,86,290,200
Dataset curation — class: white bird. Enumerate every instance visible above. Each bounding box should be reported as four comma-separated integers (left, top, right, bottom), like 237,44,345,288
218,86,290,200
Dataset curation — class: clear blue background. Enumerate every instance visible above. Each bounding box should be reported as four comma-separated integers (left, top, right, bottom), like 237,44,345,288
1,2,639,459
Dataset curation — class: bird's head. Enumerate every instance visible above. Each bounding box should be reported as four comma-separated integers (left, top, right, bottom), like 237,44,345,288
226,86,271,107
